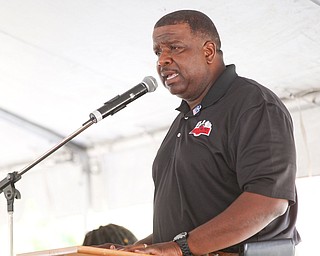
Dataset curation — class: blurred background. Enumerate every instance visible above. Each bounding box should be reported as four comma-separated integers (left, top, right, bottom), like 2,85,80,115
0,0,320,255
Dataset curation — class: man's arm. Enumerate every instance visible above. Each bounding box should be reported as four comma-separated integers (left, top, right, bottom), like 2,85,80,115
122,192,288,256
188,191,288,255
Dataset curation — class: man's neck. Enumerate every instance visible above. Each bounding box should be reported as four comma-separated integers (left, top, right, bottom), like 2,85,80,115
186,63,226,110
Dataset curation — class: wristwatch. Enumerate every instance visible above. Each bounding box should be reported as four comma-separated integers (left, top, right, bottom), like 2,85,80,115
173,232,193,256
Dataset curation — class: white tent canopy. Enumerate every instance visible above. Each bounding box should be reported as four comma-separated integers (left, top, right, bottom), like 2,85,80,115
0,0,320,168
0,0,320,255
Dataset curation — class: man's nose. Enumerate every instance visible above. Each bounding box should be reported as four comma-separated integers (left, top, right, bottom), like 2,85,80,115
157,51,173,67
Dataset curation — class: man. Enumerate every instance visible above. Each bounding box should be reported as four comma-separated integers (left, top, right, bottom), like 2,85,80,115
105,10,300,256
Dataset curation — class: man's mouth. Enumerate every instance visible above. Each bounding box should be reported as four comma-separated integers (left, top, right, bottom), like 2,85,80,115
161,71,179,85
166,73,179,80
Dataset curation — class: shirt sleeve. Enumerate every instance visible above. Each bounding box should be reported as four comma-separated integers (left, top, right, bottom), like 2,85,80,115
231,101,297,203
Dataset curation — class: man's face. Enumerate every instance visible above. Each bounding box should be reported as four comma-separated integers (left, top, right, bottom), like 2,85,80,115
152,23,211,103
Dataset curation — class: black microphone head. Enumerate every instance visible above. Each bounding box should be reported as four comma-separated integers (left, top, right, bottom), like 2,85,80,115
142,76,158,92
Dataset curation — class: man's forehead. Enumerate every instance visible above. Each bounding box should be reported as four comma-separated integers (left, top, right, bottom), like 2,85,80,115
153,23,191,33
153,23,191,41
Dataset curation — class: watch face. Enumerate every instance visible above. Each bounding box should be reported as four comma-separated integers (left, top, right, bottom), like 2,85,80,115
174,232,187,241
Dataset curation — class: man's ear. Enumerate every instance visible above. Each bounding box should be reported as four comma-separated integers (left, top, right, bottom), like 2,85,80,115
203,41,216,63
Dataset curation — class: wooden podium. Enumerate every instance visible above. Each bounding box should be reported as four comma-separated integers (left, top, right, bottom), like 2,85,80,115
16,246,149,256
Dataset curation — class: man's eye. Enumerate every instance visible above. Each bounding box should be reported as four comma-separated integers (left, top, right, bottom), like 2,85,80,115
171,46,184,53
154,50,161,56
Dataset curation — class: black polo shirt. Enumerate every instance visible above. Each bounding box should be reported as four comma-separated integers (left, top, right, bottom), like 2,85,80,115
152,65,300,250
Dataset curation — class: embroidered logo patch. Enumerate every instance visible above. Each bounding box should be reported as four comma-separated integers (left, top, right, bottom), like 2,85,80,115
189,120,212,137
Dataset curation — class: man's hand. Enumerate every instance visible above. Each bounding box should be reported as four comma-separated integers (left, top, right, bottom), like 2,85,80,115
122,241,182,256
94,243,124,250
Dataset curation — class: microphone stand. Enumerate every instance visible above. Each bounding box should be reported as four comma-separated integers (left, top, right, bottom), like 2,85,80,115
0,118,95,256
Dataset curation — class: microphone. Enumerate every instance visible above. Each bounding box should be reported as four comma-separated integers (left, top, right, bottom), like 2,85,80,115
90,76,158,122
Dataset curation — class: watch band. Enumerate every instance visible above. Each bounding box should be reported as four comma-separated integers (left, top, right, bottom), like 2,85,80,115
173,232,193,256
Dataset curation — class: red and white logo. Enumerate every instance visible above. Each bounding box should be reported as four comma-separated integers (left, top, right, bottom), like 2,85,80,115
189,120,212,137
